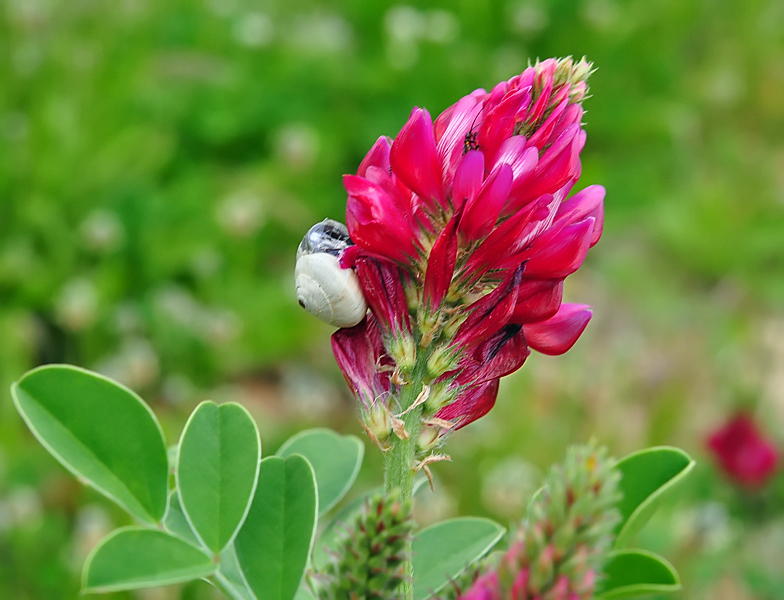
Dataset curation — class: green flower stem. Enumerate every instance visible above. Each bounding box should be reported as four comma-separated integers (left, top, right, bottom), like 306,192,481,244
384,363,428,600
383,399,422,501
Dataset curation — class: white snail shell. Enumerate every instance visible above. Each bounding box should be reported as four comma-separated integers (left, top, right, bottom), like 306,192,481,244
295,220,367,328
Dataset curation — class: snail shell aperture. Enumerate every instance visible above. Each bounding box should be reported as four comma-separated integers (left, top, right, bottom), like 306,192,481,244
295,219,367,328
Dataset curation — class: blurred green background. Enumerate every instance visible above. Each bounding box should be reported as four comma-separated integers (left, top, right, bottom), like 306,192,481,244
1,0,783,598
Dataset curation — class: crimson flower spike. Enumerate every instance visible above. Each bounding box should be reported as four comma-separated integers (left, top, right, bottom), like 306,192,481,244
301,56,603,458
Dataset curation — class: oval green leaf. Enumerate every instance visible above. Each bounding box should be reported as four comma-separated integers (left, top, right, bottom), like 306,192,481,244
83,527,215,593
177,401,262,554
276,428,364,515
595,549,681,599
234,455,318,600
412,517,506,600
614,446,695,547
11,365,168,524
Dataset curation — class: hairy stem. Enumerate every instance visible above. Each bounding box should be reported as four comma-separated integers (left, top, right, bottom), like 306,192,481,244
383,367,426,600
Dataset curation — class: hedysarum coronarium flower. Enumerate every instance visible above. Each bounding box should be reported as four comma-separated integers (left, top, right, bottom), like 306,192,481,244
322,57,602,452
707,413,780,488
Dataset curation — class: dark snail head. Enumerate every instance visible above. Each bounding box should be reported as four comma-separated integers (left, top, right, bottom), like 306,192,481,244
297,219,353,259
294,218,367,328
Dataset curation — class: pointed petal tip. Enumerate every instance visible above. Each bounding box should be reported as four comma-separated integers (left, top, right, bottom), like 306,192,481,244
523,303,592,356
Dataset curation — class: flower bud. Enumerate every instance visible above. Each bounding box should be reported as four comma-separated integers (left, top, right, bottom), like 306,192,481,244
390,333,417,374
364,404,393,444
416,426,442,454
427,344,460,379
320,492,414,600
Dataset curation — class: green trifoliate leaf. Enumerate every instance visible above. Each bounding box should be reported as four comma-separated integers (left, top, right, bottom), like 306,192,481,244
215,544,255,600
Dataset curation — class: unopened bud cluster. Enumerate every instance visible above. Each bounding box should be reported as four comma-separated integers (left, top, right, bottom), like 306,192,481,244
317,492,415,600
440,444,621,600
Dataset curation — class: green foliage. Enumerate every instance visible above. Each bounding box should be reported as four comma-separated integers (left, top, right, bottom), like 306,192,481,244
177,401,262,553
614,447,696,548
595,550,681,599
164,491,202,547
9,366,325,600
82,528,216,593
11,365,168,524
412,518,506,600
277,428,364,515
234,455,318,600
9,362,701,600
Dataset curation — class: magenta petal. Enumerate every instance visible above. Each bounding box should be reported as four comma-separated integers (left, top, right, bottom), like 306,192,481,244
556,185,605,246
344,174,417,263
460,163,513,242
363,165,413,217
437,95,484,190
548,103,583,145
458,323,530,385
331,315,391,408
434,88,486,144
520,217,594,279
515,124,581,204
465,194,555,279
526,97,568,149
423,211,460,311
358,136,392,177
494,137,538,189
452,150,485,211
355,257,411,336
455,265,523,349
510,280,563,323
523,303,592,355
435,379,500,429
457,572,500,600
479,88,531,160
390,108,446,211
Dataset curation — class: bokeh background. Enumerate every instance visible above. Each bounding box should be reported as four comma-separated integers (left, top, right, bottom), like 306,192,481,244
2,0,784,598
